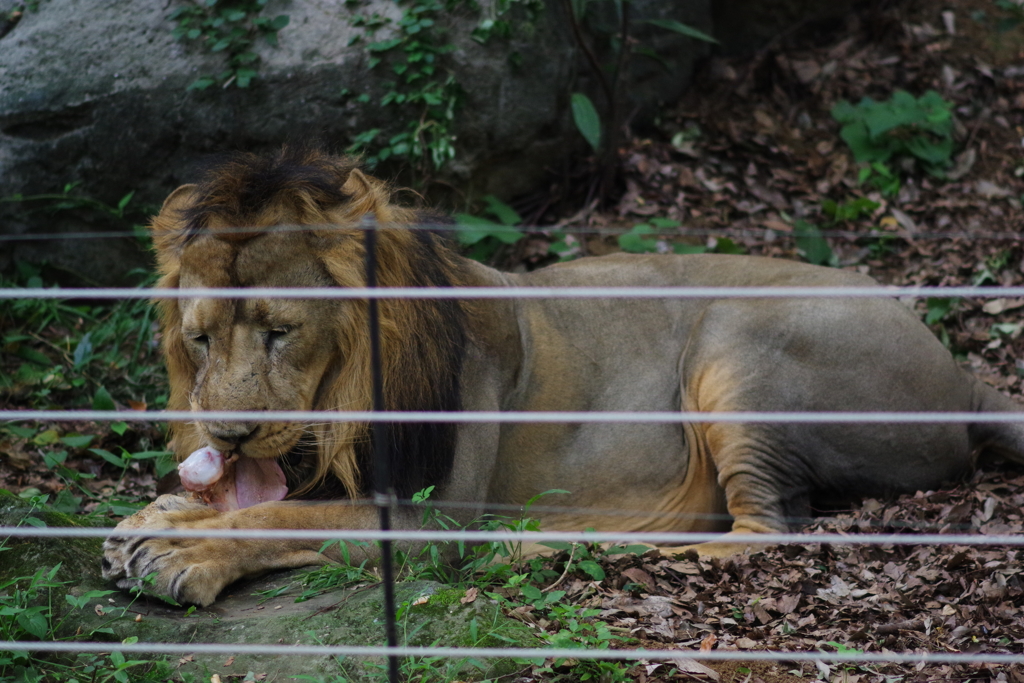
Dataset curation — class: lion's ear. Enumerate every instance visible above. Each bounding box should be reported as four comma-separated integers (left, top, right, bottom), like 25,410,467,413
150,184,198,268
337,168,412,224
159,184,197,215
341,169,372,198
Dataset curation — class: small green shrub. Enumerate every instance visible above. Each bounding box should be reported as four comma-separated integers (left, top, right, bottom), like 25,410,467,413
454,195,525,262
831,90,955,190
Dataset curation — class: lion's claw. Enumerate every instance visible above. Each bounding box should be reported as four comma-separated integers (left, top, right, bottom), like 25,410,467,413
102,495,230,606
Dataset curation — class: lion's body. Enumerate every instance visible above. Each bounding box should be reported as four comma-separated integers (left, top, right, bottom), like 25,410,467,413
103,149,1024,606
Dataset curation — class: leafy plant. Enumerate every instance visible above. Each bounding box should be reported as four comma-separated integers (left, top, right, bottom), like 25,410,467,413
2,424,171,517
0,181,136,220
168,0,290,90
564,0,717,194
0,502,171,681
925,297,960,348
831,90,955,190
454,195,525,262
617,217,741,255
1,260,165,410
973,249,1012,286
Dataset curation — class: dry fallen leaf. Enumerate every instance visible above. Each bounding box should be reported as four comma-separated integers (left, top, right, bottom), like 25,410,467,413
982,298,1024,315
223,656,235,666
671,658,720,681
699,633,717,652
460,586,479,604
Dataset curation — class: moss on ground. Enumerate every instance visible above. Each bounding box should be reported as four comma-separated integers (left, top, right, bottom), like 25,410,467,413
1,493,536,682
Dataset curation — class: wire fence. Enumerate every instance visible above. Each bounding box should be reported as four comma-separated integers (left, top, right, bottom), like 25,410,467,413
3,220,1024,678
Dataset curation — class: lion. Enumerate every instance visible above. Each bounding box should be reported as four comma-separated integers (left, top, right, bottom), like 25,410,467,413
102,147,1024,607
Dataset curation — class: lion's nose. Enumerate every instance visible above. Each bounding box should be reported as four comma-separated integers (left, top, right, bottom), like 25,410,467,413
206,422,258,446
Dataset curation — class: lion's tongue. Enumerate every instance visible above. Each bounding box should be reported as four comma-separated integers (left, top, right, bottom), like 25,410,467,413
235,456,289,508
204,455,288,512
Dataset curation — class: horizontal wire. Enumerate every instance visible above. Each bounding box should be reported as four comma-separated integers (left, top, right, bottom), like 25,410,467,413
2,222,1022,242
2,527,1022,546
4,641,1022,665
2,285,1024,300
3,409,1024,424
343,497,992,533
387,498,989,533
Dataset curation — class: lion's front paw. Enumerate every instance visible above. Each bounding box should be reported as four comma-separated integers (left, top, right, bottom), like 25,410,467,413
102,494,235,606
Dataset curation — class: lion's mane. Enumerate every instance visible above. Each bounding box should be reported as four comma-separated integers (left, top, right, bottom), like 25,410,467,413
150,147,468,499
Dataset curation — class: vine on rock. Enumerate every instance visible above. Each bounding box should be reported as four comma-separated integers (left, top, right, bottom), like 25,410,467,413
168,0,290,90
344,0,541,182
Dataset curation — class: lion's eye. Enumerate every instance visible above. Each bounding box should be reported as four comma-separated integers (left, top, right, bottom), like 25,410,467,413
265,326,293,348
189,333,210,346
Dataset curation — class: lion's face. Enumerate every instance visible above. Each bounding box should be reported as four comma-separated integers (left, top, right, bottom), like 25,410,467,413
151,148,465,499
177,230,345,461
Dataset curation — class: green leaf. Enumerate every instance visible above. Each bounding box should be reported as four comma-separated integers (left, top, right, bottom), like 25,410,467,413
618,224,659,253
33,429,60,446
270,14,290,30
482,195,522,226
154,453,178,478
110,421,129,436
187,77,216,91
89,448,127,469
367,38,402,52
42,450,67,469
793,220,835,267
60,434,95,449
925,297,959,325
93,386,116,411
570,92,602,153
116,191,135,212
519,584,542,602
538,541,574,551
16,607,49,639
603,544,652,556
5,425,37,439
453,214,523,245
16,347,51,366
73,331,93,368
578,560,605,581
712,237,745,255
645,18,718,44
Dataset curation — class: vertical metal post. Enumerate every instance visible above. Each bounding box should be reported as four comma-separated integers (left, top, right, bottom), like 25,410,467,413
362,214,400,683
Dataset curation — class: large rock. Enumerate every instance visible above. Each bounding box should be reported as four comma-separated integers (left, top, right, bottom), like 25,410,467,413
0,491,533,681
0,0,713,284
0,0,853,284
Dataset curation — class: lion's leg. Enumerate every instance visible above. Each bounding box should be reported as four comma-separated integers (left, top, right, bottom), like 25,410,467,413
671,422,799,559
103,495,394,606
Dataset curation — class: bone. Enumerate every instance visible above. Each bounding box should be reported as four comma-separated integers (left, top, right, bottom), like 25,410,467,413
178,447,230,492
